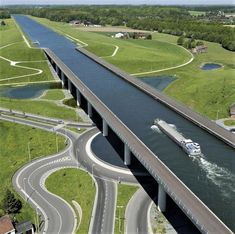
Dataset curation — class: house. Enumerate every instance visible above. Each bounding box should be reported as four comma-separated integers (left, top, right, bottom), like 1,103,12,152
0,216,34,234
114,33,124,38
0,215,15,234
69,20,81,25
15,221,34,234
192,45,208,54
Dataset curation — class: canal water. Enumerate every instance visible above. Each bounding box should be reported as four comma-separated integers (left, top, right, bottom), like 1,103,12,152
0,84,50,99
14,15,235,231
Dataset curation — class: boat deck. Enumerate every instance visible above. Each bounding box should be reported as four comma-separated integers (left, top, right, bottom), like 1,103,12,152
157,120,185,143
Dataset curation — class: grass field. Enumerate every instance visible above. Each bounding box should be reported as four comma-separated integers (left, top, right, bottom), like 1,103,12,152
32,17,191,74
45,168,95,234
0,120,66,221
152,33,235,119
224,120,235,126
41,89,65,100
32,16,235,119
0,97,79,121
0,18,53,84
115,184,139,234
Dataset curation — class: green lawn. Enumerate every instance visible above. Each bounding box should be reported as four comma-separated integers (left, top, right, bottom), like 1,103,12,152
0,18,53,84
41,89,65,100
32,16,191,74
31,17,235,119
45,168,95,234
115,184,139,234
0,120,66,222
0,97,80,121
224,120,235,126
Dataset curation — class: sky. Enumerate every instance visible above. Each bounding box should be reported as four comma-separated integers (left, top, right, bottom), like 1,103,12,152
2,0,234,5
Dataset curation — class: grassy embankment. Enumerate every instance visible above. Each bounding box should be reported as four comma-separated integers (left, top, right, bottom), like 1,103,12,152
41,89,65,100
0,97,80,121
32,16,191,75
32,16,235,119
224,120,235,126
0,120,66,221
0,18,53,84
115,184,139,234
152,32,235,119
45,168,95,234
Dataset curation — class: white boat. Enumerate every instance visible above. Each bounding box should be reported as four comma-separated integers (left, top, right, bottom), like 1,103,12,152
154,119,202,157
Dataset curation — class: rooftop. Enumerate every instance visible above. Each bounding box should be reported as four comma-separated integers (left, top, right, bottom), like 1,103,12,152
0,215,15,234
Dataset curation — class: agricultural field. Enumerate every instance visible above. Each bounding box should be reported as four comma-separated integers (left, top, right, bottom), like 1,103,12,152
0,18,53,85
32,16,235,119
0,120,66,221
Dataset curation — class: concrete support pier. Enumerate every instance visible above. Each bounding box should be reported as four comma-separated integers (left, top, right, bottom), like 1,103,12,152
76,89,81,106
55,64,59,74
68,80,72,93
158,184,166,212
102,119,108,137
61,72,65,87
87,102,92,118
124,144,131,165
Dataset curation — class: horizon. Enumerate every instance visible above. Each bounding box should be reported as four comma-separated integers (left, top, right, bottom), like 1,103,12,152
2,0,235,6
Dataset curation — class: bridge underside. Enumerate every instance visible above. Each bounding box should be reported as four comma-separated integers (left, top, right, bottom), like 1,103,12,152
44,50,232,234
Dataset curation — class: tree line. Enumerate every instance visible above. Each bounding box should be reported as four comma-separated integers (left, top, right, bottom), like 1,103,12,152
1,5,235,51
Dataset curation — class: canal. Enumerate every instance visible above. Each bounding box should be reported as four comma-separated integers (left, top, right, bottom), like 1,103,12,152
13,15,235,231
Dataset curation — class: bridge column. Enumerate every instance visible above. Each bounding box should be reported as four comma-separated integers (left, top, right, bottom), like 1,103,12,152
68,79,72,93
158,184,166,212
76,89,81,106
124,144,131,165
61,72,65,87
55,64,59,74
102,119,108,137
87,102,92,118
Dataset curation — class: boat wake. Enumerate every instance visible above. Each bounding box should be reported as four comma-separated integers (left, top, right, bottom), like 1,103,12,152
193,156,235,197
151,125,162,133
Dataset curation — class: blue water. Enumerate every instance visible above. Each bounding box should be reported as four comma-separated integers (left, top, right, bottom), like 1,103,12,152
0,84,49,99
201,63,222,70
141,76,176,91
13,15,235,231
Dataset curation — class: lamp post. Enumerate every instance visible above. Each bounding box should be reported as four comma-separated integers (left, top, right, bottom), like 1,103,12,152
27,142,31,162
23,177,27,201
92,164,95,185
216,110,220,120
36,207,40,233
55,131,59,153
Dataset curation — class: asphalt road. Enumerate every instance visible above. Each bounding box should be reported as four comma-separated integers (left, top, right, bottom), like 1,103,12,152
2,115,78,234
125,187,152,234
1,115,149,234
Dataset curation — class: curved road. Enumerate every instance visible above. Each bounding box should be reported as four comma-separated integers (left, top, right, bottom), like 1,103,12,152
1,114,150,234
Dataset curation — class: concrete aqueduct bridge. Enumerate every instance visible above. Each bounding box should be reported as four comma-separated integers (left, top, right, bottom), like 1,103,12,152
44,48,234,234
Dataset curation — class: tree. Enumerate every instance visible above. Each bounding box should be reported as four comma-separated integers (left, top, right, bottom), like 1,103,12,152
146,34,152,40
2,190,22,214
1,21,6,26
177,36,185,46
